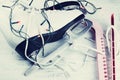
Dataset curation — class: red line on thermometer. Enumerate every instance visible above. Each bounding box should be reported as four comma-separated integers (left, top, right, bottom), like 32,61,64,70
111,13,116,80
